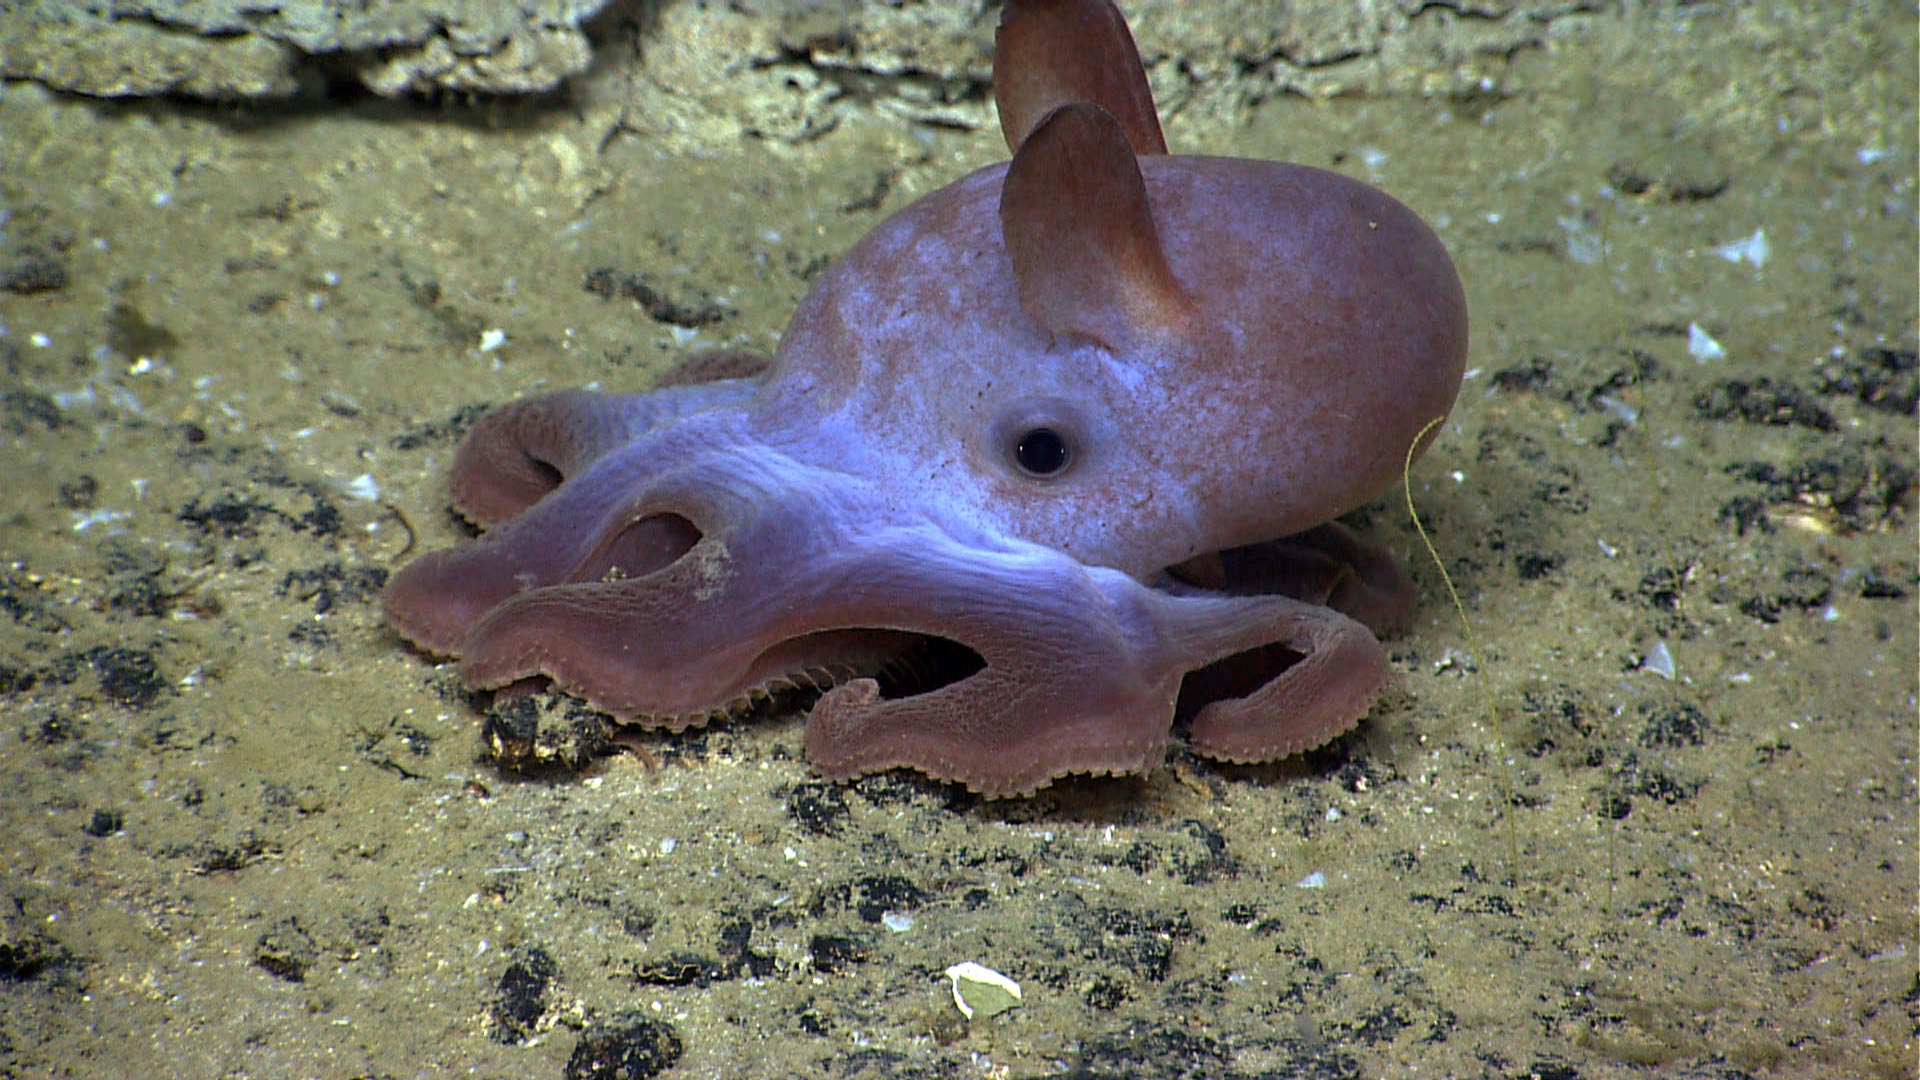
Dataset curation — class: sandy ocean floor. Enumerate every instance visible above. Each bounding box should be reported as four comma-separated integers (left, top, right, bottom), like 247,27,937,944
1,2,1914,1077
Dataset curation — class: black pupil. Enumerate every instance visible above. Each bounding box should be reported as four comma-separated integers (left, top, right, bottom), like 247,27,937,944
1014,427,1070,475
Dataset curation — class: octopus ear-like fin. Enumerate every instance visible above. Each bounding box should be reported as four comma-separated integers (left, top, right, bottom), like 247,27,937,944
994,0,1166,156
1000,102,1195,347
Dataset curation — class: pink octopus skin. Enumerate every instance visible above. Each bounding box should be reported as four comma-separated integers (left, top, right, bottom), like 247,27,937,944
383,0,1469,796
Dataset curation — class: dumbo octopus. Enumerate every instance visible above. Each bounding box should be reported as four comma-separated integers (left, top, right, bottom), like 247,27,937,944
384,0,1469,796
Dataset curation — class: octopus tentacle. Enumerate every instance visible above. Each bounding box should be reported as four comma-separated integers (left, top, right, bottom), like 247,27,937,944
409,439,1396,794
807,569,1393,793
385,412,744,654
1145,589,1392,763
448,379,758,527
1167,523,1419,637
431,488,1185,793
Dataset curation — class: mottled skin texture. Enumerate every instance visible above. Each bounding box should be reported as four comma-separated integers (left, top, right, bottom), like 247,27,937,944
383,0,1469,796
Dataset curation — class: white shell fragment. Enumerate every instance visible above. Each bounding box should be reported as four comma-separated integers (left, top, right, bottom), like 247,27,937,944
944,962,1022,1020
1707,228,1769,267
1594,394,1639,425
344,473,381,501
1687,322,1725,362
1640,640,1676,680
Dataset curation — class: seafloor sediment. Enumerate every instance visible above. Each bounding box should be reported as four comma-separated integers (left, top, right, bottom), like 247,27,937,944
0,2,1914,1077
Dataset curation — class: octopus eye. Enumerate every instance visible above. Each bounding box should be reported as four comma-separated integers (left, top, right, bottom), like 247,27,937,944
1012,426,1072,477
990,397,1087,482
